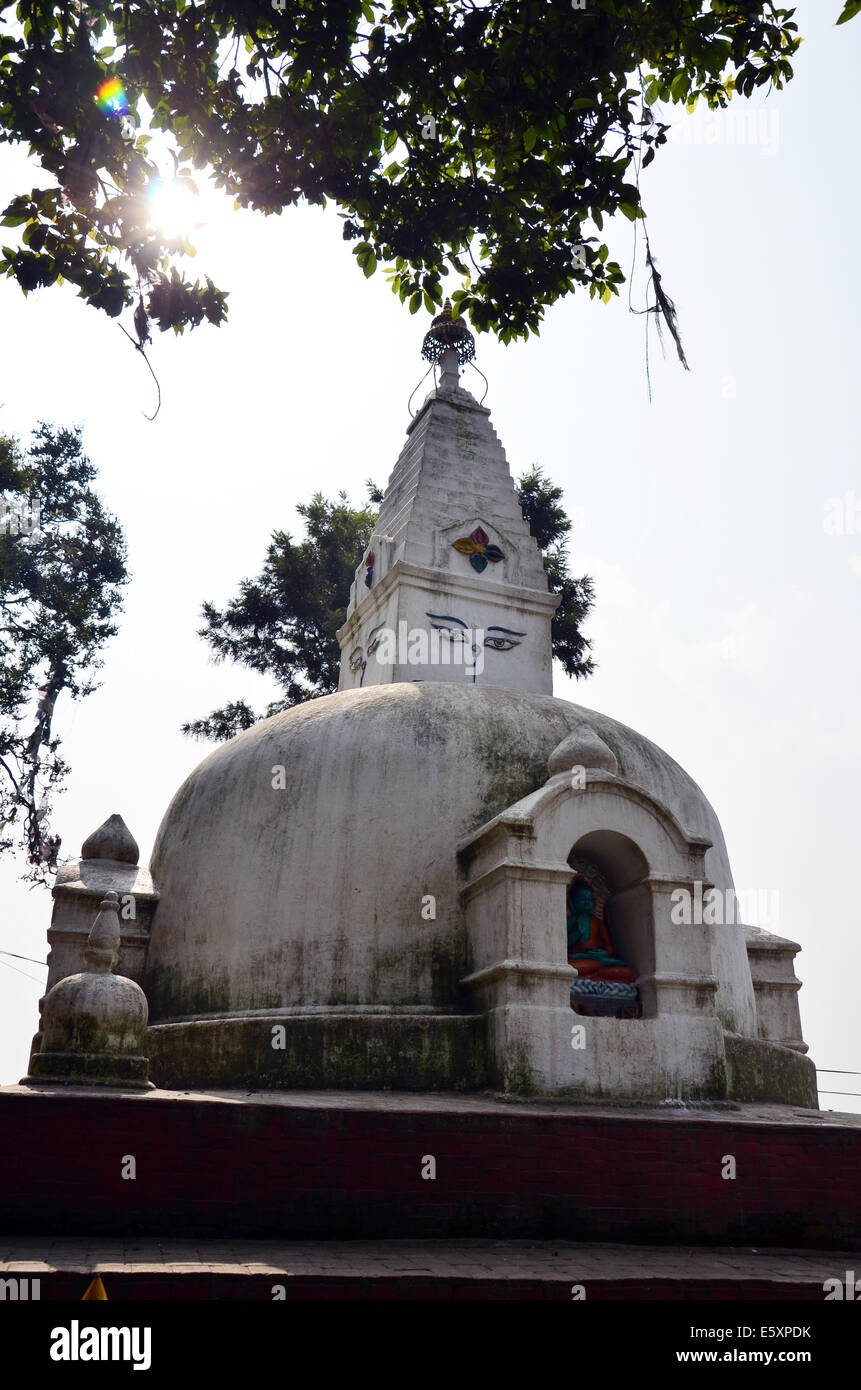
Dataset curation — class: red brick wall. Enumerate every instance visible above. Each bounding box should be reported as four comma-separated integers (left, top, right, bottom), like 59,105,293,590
1,1090,858,1247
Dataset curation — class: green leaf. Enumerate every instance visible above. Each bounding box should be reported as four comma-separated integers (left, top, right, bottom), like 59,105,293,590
409,291,422,314
643,77,662,105
362,251,377,278
837,1,861,24
22,223,45,250
523,127,537,152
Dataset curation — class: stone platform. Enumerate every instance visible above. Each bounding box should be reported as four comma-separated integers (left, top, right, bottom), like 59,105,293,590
1,1087,860,1256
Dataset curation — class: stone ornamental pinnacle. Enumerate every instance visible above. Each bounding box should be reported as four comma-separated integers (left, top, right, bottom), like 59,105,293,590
24,890,152,1090
336,305,560,694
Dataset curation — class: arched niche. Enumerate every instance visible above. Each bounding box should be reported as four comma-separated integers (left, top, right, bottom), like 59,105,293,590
568,830,654,1017
570,829,648,891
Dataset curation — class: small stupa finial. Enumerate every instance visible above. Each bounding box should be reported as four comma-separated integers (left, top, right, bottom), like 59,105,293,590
548,723,619,778
83,891,122,973
22,889,153,1090
81,813,139,865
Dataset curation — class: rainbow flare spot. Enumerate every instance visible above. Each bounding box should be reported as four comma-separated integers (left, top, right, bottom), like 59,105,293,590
94,77,128,115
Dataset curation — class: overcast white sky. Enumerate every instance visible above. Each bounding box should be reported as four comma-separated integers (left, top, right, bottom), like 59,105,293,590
1,2,858,1111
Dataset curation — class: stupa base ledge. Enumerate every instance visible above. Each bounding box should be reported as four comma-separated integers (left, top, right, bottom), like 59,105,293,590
145,1012,488,1091
23,1051,154,1091
724,1033,818,1107
496,1016,818,1106
143,1009,817,1107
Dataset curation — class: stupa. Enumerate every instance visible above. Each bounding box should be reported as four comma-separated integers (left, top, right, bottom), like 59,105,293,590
84,303,811,1105
5,308,859,1303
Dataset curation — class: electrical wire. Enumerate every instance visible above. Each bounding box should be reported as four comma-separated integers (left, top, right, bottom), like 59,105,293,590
0,949,47,966
0,955,45,985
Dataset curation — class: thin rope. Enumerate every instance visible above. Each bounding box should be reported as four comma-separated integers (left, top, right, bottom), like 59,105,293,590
467,359,489,405
407,362,434,419
628,69,647,313
644,277,652,404
118,323,162,421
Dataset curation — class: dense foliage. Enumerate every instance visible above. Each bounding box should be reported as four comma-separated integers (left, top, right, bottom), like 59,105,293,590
0,424,127,883
0,1,809,343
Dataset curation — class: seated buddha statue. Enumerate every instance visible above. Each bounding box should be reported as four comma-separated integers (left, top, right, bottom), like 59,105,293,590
566,877,637,983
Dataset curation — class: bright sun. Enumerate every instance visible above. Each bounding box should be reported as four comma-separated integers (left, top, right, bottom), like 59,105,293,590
145,176,201,243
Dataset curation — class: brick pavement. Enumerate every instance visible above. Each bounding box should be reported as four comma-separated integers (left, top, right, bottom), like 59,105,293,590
1,1238,855,1300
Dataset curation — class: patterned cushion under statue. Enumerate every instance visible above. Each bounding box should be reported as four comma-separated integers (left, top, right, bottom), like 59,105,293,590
567,870,641,1018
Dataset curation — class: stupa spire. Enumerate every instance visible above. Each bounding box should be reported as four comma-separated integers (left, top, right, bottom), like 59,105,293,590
335,309,559,695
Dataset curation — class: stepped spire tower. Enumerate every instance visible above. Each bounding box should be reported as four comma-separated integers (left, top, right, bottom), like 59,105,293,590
337,303,559,693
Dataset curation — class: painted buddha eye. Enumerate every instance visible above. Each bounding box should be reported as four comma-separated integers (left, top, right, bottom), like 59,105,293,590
484,627,525,652
366,625,385,655
427,613,469,643
349,648,364,671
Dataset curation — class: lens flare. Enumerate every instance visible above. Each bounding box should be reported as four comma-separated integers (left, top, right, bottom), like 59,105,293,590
94,78,128,115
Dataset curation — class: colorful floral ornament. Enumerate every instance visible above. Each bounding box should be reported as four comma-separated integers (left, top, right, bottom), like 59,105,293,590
364,551,375,588
452,526,504,574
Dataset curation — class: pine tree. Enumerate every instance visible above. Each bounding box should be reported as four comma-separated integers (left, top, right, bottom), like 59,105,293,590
183,469,593,742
